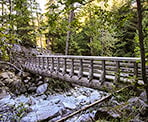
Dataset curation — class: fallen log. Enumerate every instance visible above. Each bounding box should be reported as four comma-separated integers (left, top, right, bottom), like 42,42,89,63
56,85,132,122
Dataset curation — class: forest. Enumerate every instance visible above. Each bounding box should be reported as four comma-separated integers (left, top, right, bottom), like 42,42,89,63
0,0,148,121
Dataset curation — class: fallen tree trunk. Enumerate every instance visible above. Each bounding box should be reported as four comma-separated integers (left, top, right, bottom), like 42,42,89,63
56,85,132,122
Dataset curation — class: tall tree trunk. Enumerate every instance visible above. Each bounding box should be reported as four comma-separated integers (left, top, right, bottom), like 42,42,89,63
2,0,4,25
65,7,74,55
9,0,12,19
136,0,148,102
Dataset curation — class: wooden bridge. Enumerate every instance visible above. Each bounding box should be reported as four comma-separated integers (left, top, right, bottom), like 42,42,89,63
24,55,148,90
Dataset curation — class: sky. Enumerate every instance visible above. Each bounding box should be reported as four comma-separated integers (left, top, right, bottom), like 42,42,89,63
36,0,47,13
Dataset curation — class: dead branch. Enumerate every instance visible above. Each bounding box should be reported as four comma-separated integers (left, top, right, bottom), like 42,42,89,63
0,61,23,74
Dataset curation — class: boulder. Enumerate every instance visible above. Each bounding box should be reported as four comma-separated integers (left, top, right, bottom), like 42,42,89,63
0,71,26,94
62,102,77,110
21,105,61,122
36,83,48,94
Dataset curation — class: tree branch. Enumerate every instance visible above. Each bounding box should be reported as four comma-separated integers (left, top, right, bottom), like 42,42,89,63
0,61,23,73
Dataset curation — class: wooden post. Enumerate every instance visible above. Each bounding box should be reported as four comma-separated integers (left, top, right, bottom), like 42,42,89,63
40,57,44,69
28,56,31,69
50,57,54,72
62,58,66,75
88,59,93,81
100,60,106,82
78,59,83,79
31,57,35,69
36,57,39,69
134,62,138,81
115,61,120,82
56,57,60,74
47,57,50,71
70,58,74,77
45,57,48,70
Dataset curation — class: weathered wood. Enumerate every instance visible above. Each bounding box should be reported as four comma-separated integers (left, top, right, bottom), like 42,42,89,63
88,59,93,81
100,60,106,82
23,55,148,86
56,57,60,74
134,62,138,81
50,57,54,72
62,58,66,75
37,55,140,62
115,61,120,82
70,58,74,77
78,59,83,79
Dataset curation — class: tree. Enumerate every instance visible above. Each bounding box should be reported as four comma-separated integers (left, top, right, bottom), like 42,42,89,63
136,0,148,102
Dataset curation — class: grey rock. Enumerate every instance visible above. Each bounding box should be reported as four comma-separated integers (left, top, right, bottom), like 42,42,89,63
28,86,37,92
0,95,15,106
62,102,77,110
102,82,115,90
127,97,148,113
15,95,29,104
21,105,61,122
76,113,95,122
0,86,10,99
139,91,147,102
50,98,61,104
36,83,48,94
77,95,89,105
89,91,101,102
37,80,44,85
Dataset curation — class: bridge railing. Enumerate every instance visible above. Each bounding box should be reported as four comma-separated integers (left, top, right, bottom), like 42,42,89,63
25,55,148,83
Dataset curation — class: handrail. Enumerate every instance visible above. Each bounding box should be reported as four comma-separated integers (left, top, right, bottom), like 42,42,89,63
37,55,141,62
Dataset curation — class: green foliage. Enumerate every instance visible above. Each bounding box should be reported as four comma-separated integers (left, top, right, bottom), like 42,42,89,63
11,102,28,121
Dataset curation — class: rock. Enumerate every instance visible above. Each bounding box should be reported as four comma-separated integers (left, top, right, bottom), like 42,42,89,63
127,97,148,114
102,82,115,90
62,102,77,110
89,90,101,103
130,118,144,122
37,80,44,86
28,96,38,105
28,86,37,92
139,91,147,102
21,105,61,122
76,113,95,122
0,87,10,99
50,98,61,104
0,71,26,94
15,95,29,104
36,94,47,100
77,95,89,105
95,107,121,120
36,83,48,94
0,94,15,106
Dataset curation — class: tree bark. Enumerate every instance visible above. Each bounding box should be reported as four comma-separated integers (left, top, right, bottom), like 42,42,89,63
65,6,74,55
2,0,4,25
136,0,148,102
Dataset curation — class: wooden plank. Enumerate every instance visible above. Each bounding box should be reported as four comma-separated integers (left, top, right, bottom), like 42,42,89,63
115,61,120,82
100,60,106,82
62,58,66,75
88,60,93,81
37,55,140,62
50,57,54,72
78,59,83,79
70,58,74,77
